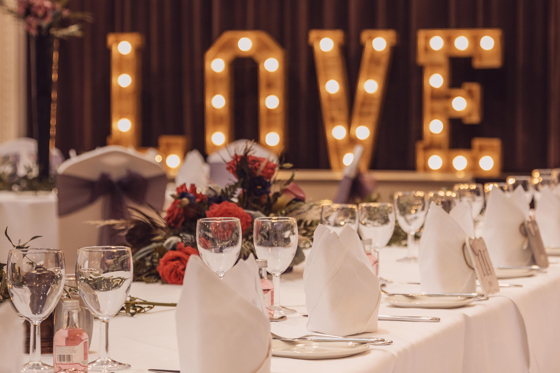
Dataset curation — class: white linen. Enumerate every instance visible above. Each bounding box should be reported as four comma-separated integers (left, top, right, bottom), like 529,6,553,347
175,150,210,189
0,302,24,372
535,186,560,248
175,255,271,373
418,202,476,293
482,188,532,267
304,225,380,336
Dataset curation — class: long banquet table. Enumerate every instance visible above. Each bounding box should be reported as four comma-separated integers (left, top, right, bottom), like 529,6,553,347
40,247,560,373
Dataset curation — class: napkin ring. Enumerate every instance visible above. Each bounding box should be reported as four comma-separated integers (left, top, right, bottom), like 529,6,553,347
462,243,474,270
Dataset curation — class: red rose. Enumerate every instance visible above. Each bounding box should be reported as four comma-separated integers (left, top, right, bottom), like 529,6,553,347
157,243,199,285
187,184,207,203
247,156,277,180
176,183,188,195
206,201,252,233
226,155,243,178
165,200,185,229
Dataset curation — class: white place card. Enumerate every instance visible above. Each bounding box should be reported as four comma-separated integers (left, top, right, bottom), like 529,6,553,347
520,220,549,268
465,237,500,295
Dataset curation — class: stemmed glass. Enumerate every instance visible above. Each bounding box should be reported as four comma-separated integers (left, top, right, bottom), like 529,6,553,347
506,175,533,204
428,190,457,213
532,175,559,205
393,191,428,262
484,182,512,196
196,217,242,278
320,204,358,234
358,203,395,275
454,183,485,221
7,248,65,373
76,246,132,372
254,217,298,318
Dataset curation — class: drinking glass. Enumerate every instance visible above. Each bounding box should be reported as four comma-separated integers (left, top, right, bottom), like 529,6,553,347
196,217,242,278
532,174,559,204
428,190,457,213
393,191,428,262
76,246,132,371
358,203,395,274
453,183,485,220
7,248,65,373
320,204,358,234
506,175,533,204
254,217,298,318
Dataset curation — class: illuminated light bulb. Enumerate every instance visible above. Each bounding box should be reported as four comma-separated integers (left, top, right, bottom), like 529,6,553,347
479,156,494,171
364,79,378,94
265,95,279,109
319,37,334,52
117,118,131,132
507,177,515,185
332,125,346,140
166,154,181,169
211,94,226,109
453,155,468,171
429,119,444,134
429,36,444,51
428,155,443,170
480,36,495,51
325,79,339,94
265,132,280,146
372,37,387,51
117,74,132,88
343,153,354,166
211,131,226,146
264,58,279,72
452,96,467,111
211,58,225,72
238,37,252,51
117,41,132,55
155,154,163,163
429,73,444,88
355,126,370,140
454,36,469,51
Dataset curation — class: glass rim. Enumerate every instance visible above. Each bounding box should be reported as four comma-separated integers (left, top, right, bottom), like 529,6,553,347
198,217,240,222
254,216,296,221
8,247,61,254
321,203,357,209
358,202,393,207
77,245,131,252
394,190,426,197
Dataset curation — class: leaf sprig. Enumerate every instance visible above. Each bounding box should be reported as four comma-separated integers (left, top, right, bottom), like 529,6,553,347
5,227,42,249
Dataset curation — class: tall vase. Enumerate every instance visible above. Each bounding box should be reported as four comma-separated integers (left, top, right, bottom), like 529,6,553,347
30,34,54,181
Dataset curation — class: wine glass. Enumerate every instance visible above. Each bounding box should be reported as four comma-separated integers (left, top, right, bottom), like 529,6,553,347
253,217,298,318
320,204,358,234
393,191,428,262
7,248,65,373
196,217,242,278
358,203,395,275
76,246,132,372
532,174,559,205
506,175,533,204
484,182,512,196
428,190,457,213
453,183,485,220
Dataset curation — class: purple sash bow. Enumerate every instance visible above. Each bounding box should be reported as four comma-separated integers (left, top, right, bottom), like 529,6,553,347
333,172,377,204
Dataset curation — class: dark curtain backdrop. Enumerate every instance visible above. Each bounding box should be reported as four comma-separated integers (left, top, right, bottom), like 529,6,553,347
47,0,560,172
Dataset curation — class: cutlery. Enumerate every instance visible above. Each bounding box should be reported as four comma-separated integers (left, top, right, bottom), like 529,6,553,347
271,332,390,345
148,370,179,373
381,288,485,299
378,314,440,322
497,265,546,273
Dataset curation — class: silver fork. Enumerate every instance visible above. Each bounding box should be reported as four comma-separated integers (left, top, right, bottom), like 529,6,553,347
271,332,391,345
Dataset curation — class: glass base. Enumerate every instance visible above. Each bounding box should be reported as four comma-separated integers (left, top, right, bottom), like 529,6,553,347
89,358,131,371
397,255,418,263
21,362,53,373
277,305,298,315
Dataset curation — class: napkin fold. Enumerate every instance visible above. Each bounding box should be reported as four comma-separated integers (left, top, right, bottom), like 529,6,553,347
535,186,560,249
482,188,532,267
304,224,380,336
419,202,476,293
176,150,210,189
0,302,24,372
176,255,271,373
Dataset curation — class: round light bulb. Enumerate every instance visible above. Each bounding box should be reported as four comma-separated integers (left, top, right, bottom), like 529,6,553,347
453,155,468,171
117,41,132,55
429,73,444,88
355,126,370,140
429,119,444,134
343,153,354,166
325,80,339,94
265,132,280,146
265,95,279,109
238,37,252,51
364,79,378,94
211,95,226,109
117,118,131,132
264,58,279,72
211,58,225,72
372,37,387,51
428,155,443,170
429,36,444,51
319,38,334,52
166,154,181,169
332,125,346,140
454,36,469,51
480,36,495,51
117,74,132,88
211,131,226,146
155,154,163,163
452,96,467,111
479,156,494,171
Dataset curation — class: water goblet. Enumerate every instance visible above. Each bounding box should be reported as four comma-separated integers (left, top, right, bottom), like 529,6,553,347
484,182,512,198
358,203,395,275
453,183,485,220
320,204,358,234
393,191,428,262
428,190,457,213
76,246,132,371
196,217,242,278
254,217,298,318
7,248,65,373
506,175,533,204
532,174,559,205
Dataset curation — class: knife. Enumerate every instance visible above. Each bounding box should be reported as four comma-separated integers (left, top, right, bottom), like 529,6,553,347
378,314,440,322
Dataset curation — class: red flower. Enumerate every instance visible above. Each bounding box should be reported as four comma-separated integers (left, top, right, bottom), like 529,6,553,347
165,200,185,229
226,155,243,178
157,243,199,285
206,201,252,233
226,155,277,181
187,184,207,203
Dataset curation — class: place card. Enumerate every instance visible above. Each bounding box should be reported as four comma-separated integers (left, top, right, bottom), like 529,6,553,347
520,220,549,268
465,237,500,295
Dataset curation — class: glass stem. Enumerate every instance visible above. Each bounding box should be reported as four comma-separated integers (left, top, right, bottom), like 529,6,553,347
99,319,110,362
29,321,41,364
407,233,415,258
273,273,281,318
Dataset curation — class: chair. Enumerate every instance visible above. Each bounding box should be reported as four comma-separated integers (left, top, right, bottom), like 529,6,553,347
56,146,168,272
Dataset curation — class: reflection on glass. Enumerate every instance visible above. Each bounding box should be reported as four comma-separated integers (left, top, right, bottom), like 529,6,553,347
320,204,358,234
428,190,457,213
196,217,242,278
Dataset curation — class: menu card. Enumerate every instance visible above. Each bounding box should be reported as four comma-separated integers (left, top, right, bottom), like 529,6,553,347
465,237,500,295
520,220,549,268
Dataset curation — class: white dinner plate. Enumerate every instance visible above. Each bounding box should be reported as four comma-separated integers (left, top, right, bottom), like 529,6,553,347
494,268,537,279
546,247,560,256
384,294,474,309
271,339,369,360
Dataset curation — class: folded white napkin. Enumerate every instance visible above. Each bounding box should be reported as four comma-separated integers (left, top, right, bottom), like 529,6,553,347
176,255,271,373
0,302,24,372
418,202,476,293
482,188,532,267
509,185,530,218
176,150,210,189
535,186,560,249
304,224,380,336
